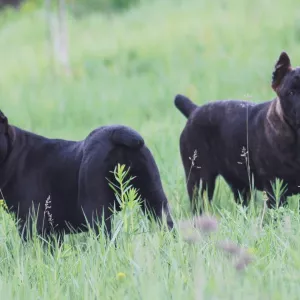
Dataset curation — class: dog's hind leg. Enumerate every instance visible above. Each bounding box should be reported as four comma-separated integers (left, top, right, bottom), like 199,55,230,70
232,186,251,207
187,169,216,214
263,181,288,209
200,175,217,212
186,169,201,213
78,158,116,239
80,202,112,239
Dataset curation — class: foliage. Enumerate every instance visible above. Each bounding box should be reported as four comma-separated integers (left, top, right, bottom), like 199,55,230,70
69,0,139,16
107,164,144,236
16,0,140,15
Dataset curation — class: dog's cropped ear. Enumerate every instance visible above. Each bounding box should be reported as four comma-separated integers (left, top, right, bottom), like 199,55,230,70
272,51,292,91
0,110,8,134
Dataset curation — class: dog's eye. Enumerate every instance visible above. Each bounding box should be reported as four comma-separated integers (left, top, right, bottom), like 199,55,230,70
289,90,295,96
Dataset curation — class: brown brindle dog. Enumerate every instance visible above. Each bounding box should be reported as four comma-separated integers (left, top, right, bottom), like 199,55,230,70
175,51,300,212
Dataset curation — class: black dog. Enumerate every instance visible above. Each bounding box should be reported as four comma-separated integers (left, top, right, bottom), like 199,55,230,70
175,51,300,212
0,112,173,241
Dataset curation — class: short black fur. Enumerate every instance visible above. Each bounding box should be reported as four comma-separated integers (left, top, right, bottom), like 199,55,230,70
0,117,173,242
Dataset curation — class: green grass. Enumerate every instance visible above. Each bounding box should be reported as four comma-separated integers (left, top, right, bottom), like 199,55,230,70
1,0,300,298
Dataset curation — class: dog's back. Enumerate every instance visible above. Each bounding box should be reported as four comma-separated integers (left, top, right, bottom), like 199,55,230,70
175,94,262,125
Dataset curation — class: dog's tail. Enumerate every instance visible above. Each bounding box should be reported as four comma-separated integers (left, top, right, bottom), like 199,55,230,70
110,125,145,149
174,94,197,118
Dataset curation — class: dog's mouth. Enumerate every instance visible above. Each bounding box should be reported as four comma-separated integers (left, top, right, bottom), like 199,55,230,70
281,108,300,130
294,114,300,129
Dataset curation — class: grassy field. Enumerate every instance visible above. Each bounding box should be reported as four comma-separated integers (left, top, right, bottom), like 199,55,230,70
1,0,300,298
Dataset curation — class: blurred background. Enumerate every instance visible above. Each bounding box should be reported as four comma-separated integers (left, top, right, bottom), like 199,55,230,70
0,0,299,213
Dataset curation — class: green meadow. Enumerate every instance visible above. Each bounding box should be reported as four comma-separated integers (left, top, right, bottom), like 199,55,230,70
1,0,300,298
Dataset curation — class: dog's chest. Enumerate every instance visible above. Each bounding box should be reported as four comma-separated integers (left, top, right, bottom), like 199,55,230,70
253,148,300,185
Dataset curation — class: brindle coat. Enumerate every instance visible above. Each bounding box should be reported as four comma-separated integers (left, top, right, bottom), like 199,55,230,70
175,52,300,212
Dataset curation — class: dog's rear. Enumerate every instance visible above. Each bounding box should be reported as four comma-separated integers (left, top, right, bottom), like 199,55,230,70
78,124,173,232
110,126,173,228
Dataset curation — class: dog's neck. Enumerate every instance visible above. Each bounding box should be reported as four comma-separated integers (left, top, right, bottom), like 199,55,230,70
0,125,15,165
265,97,297,146
267,98,291,130
0,125,19,189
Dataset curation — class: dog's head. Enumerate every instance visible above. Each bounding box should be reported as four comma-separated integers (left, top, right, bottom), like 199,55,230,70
272,51,300,127
0,110,13,164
